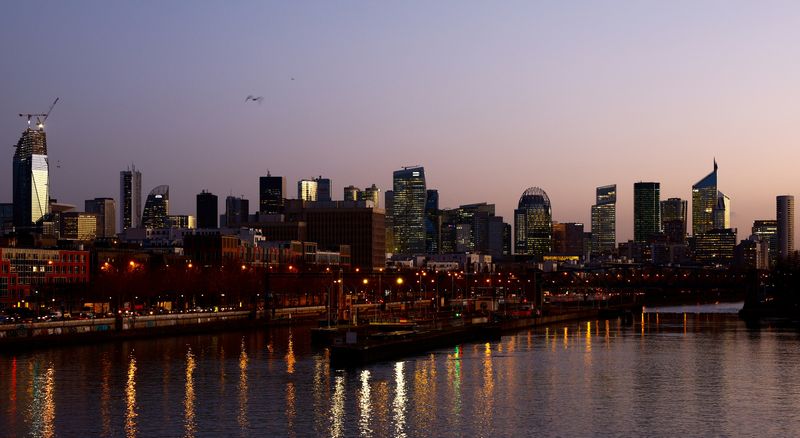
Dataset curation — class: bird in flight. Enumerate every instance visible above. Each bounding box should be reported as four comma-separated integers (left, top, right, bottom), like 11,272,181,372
245,95,264,103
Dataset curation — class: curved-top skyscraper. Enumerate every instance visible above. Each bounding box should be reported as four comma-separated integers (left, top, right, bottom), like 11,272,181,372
142,185,169,229
514,187,552,258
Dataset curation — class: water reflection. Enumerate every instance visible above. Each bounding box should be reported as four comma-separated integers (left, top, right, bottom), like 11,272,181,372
358,370,372,438
238,339,249,431
479,342,494,435
28,362,55,438
125,354,137,438
8,357,17,431
2,311,791,437
286,381,296,438
447,346,462,418
286,330,296,374
585,321,592,353
184,348,197,438
101,355,112,436
330,373,345,438
393,362,407,438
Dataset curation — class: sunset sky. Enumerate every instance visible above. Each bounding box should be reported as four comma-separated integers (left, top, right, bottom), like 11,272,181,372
2,1,799,241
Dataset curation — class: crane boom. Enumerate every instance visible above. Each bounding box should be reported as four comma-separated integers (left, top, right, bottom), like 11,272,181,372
17,97,59,127
42,97,59,123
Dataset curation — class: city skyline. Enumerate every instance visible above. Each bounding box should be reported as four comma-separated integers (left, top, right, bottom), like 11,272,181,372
2,2,800,242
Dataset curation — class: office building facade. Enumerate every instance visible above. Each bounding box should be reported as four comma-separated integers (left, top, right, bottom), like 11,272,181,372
392,167,426,255
13,127,49,228
777,195,795,260
196,190,218,229
514,187,552,258
141,185,169,229
315,177,332,202
225,196,249,227
661,197,687,244
259,173,285,215
633,182,660,243
85,197,116,238
591,184,616,257
120,165,142,231
298,179,318,201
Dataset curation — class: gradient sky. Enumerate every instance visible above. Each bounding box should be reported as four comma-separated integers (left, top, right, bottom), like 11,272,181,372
2,1,800,242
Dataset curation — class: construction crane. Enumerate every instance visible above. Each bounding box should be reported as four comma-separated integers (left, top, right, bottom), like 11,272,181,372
18,97,59,129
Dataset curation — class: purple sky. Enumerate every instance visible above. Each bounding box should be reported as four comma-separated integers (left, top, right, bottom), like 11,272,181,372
2,1,799,242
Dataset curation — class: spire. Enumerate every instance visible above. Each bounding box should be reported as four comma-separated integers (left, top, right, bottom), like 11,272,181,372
713,158,718,172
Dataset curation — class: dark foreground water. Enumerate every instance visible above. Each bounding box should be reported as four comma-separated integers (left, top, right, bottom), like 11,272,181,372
3,302,800,437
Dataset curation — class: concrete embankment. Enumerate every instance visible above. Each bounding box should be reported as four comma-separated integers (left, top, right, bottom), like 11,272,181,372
0,306,325,351
330,306,638,367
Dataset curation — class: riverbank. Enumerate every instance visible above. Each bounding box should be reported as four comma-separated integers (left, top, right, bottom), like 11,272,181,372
0,306,325,351
329,306,636,367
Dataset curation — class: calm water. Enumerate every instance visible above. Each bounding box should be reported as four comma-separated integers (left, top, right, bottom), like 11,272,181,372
3,302,800,437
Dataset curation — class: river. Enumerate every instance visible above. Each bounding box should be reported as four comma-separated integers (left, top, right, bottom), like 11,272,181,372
3,302,800,437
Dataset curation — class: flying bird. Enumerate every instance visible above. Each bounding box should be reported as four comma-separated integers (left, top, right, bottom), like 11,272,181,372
245,95,264,103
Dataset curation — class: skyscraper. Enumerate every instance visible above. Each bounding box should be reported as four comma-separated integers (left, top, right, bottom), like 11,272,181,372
298,179,318,201
661,197,687,244
12,126,49,228
120,165,142,231
392,166,426,255
360,184,381,207
141,185,169,228
343,185,360,201
225,196,249,227
259,173,285,215
633,182,660,243
514,187,552,257
425,189,440,254
385,190,395,253
752,219,778,266
591,184,616,257
692,160,719,236
85,197,116,238
196,190,218,229
315,177,332,202
712,192,730,229
777,195,795,260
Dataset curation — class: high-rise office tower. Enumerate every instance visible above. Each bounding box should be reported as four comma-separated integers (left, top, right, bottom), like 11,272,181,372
259,173,285,215
141,185,169,228
385,190,395,253
713,192,731,230
361,184,381,207
692,160,720,236
343,185,361,201
60,212,98,240
12,125,49,228
120,165,142,231
315,176,332,202
514,187,552,257
196,190,218,228
225,196,249,227
392,166,426,254
298,179,318,201
752,219,778,265
777,195,795,259
425,189,440,254
85,197,116,238
591,184,616,257
552,222,585,256
661,197,687,244
633,182,660,243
